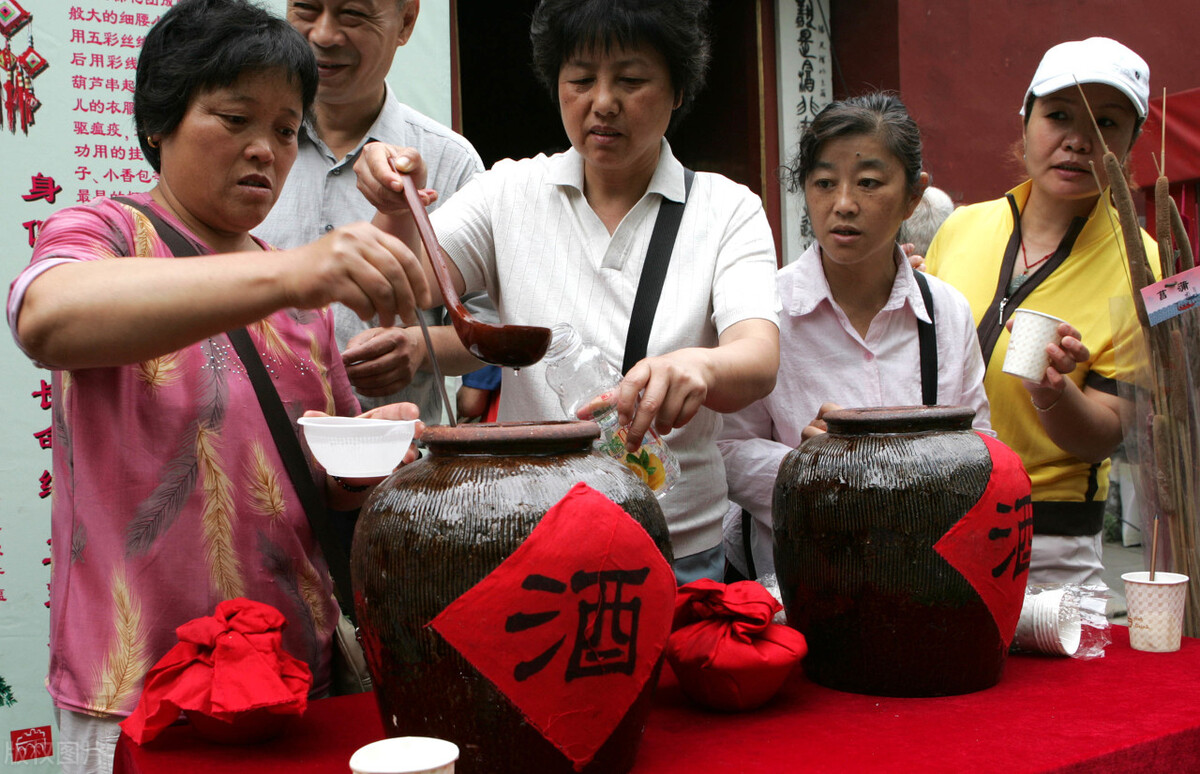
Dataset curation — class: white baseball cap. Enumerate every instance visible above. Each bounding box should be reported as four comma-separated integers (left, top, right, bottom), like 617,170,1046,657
1020,37,1150,119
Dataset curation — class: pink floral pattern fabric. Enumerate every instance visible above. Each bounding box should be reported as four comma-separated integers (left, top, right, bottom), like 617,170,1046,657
8,193,358,716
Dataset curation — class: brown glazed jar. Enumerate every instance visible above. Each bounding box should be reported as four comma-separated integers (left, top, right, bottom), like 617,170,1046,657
774,406,1003,697
351,421,673,773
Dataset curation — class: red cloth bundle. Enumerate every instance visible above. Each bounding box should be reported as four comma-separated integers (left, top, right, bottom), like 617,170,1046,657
121,598,312,745
666,579,807,711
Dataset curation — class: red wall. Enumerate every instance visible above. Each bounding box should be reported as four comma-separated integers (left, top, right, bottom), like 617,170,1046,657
830,0,1199,207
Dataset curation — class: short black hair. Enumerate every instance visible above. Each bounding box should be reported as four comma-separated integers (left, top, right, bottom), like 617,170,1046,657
135,0,317,172
529,0,711,132
786,92,924,197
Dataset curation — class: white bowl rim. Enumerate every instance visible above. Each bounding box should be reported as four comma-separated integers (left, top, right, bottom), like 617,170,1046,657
1010,308,1066,323
298,416,417,428
1121,570,1189,585
349,735,460,772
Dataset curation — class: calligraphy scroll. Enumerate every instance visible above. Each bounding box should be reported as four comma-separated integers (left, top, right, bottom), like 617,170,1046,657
776,0,833,264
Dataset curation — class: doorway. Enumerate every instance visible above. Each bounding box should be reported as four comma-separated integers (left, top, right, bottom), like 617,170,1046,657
453,0,782,260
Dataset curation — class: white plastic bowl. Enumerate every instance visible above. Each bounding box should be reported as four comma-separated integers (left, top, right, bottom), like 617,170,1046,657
298,416,417,478
349,736,459,774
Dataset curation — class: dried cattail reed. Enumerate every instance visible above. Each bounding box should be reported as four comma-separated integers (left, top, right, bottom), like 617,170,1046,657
1169,197,1194,271
1155,174,1173,273
1079,83,1200,633
1075,81,1155,293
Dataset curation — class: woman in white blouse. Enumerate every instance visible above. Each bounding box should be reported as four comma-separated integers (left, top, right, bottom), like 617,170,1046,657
718,93,992,581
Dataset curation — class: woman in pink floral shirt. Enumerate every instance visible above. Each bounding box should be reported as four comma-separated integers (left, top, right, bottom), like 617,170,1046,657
6,1,431,770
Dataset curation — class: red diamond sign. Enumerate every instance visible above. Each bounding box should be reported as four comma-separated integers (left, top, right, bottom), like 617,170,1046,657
431,482,675,770
934,433,1032,647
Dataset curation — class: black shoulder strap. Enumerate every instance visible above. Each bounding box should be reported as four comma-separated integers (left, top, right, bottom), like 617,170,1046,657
227,328,356,622
912,269,938,406
114,196,357,620
740,508,757,580
622,168,695,375
113,196,204,258
974,195,1086,365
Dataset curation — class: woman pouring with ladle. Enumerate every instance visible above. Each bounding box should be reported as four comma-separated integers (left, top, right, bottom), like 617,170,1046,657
355,0,780,584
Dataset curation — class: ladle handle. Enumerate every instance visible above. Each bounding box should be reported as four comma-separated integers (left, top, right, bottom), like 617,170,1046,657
397,173,458,427
399,173,472,323
411,307,457,427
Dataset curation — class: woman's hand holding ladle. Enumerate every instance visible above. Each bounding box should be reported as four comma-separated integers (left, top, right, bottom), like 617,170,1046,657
355,142,552,369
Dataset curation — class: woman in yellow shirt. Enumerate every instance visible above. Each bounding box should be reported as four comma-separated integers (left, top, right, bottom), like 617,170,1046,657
926,37,1159,585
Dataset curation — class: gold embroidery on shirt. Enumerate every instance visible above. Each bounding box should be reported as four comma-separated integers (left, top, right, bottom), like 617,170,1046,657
246,441,286,524
252,318,301,366
129,208,157,260
308,331,335,416
89,566,151,715
196,422,245,599
137,351,182,388
297,558,328,635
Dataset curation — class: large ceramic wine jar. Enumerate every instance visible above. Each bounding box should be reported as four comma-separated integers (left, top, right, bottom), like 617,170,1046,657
774,406,1022,697
351,421,673,773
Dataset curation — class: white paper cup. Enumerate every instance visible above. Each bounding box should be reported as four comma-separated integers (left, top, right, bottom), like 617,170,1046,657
1122,571,1189,653
1002,309,1066,381
1012,587,1081,656
349,737,459,774
298,416,417,478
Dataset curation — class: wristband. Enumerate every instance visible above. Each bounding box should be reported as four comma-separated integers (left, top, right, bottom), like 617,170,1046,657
1031,391,1063,413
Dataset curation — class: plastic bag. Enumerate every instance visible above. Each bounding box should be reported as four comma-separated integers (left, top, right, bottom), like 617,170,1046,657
1010,583,1111,659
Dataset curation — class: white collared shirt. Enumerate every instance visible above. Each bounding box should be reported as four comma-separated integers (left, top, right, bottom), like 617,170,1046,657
430,139,781,558
257,83,482,249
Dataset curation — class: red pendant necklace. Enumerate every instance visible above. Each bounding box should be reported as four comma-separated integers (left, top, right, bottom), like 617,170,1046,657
1020,242,1053,272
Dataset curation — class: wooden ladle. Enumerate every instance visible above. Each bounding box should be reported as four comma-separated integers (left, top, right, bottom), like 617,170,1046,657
400,174,551,368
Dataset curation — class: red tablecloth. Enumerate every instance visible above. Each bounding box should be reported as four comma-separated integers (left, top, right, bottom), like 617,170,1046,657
114,626,1200,773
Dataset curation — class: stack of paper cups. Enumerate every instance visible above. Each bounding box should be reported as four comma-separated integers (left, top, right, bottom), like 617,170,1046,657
1012,587,1081,656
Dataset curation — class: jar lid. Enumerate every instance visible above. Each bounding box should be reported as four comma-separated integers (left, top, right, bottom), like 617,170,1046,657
822,405,975,435
422,420,601,456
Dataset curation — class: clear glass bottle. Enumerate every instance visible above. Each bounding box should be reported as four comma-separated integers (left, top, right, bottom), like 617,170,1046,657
543,323,680,497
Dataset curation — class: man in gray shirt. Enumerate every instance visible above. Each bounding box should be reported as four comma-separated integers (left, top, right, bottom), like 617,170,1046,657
256,0,485,422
